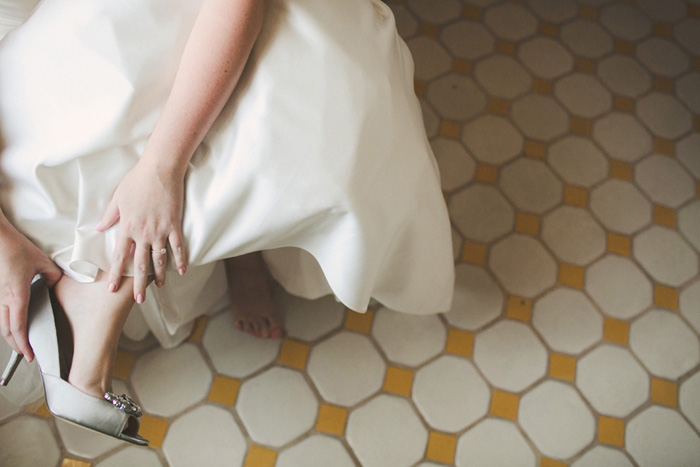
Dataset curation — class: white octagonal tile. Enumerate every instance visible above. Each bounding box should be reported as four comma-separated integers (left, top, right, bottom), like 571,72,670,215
280,292,345,343
202,311,280,378
592,113,651,162
677,71,700,114
637,37,690,78
388,4,418,38
307,331,385,406
474,55,531,100
56,418,122,460
634,226,698,287
554,73,612,119
630,309,700,379
511,95,569,142
456,419,536,467
636,154,695,209
346,394,427,467
277,434,354,467
638,0,686,21
407,0,462,23
372,307,445,367
599,3,651,41
590,180,651,235
674,18,700,56
637,92,692,139
444,264,503,331
597,55,651,98
412,355,490,432
427,74,486,121
431,138,475,192
500,158,562,214
573,446,633,467
489,234,557,298
0,416,60,467
483,3,537,41
96,446,163,467
679,371,700,432
627,406,700,467
131,343,212,417
577,345,649,418
548,136,608,188
237,367,318,447
519,381,595,460
561,19,613,59
421,100,439,139
474,320,548,392
542,206,606,266
525,0,577,23
680,278,700,334
441,20,495,61
462,115,523,165
449,184,514,243
406,37,452,81
533,288,603,355
586,255,652,319
518,37,574,79
162,405,246,467
677,134,700,180
678,200,700,252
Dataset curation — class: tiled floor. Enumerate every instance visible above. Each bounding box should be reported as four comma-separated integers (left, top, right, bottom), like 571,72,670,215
2,0,700,465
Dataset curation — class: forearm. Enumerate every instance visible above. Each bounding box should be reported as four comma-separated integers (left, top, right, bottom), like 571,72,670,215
141,0,266,178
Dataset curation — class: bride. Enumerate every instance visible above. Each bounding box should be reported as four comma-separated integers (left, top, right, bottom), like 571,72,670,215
0,0,454,444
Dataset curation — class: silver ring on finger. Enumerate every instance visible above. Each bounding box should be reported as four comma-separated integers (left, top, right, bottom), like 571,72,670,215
151,247,167,255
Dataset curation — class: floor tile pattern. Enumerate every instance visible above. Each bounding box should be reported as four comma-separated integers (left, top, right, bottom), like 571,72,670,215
1,0,700,465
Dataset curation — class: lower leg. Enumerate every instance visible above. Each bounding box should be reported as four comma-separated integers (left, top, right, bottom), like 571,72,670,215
225,251,283,338
53,271,136,398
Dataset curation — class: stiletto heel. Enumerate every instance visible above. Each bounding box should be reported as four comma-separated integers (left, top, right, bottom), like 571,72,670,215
25,278,148,445
0,350,22,386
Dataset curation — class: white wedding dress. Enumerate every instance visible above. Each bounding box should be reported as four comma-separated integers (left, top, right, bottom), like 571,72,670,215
0,0,454,352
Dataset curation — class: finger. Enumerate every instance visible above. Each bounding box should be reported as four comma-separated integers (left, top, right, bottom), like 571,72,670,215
133,243,150,304
168,231,187,275
0,305,21,356
108,235,132,292
39,258,63,289
96,198,120,232
9,293,33,362
151,242,167,288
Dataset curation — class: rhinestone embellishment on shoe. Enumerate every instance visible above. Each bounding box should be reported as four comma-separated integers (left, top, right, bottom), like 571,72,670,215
104,392,143,417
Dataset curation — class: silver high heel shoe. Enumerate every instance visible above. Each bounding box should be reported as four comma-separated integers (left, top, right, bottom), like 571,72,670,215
0,278,148,445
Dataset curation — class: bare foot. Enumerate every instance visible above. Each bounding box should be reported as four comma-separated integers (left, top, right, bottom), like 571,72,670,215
225,252,283,339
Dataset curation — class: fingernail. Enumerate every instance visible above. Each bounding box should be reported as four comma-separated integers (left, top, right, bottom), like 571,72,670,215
108,282,116,293
178,267,185,276
156,281,163,288
136,293,144,304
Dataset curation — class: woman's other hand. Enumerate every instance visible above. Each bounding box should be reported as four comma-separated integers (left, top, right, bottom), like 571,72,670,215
96,159,187,303
0,217,62,361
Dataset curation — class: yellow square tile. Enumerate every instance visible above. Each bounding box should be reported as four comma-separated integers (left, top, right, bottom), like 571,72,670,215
208,376,241,406
653,76,674,93
113,351,136,380
564,185,588,208
607,233,631,256
475,164,499,184
33,403,51,418
615,40,635,55
579,5,597,19
533,79,552,94
497,40,516,55
61,460,90,467
570,117,591,136
426,432,457,465
414,80,426,97
383,366,414,397
344,308,374,334
516,212,540,236
316,404,348,436
540,22,558,37
439,120,461,140
453,60,472,75
609,160,633,181
604,318,629,345
506,296,532,322
278,339,310,370
139,415,169,449
558,263,585,289
613,96,634,113
419,23,439,37
541,459,567,467
462,241,488,265
489,98,510,115
244,445,277,467
524,140,547,159
490,390,519,421
549,354,576,382
653,137,674,156
652,22,672,37
653,205,676,228
651,378,678,408
445,329,474,358
654,285,679,311
188,316,207,343
463,6,482,19
599,416,625,447
690,4,700,17
576,58,596,73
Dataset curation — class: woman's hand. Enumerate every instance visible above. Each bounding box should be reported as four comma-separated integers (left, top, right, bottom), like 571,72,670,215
96,159,187,303
0,220,62,361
